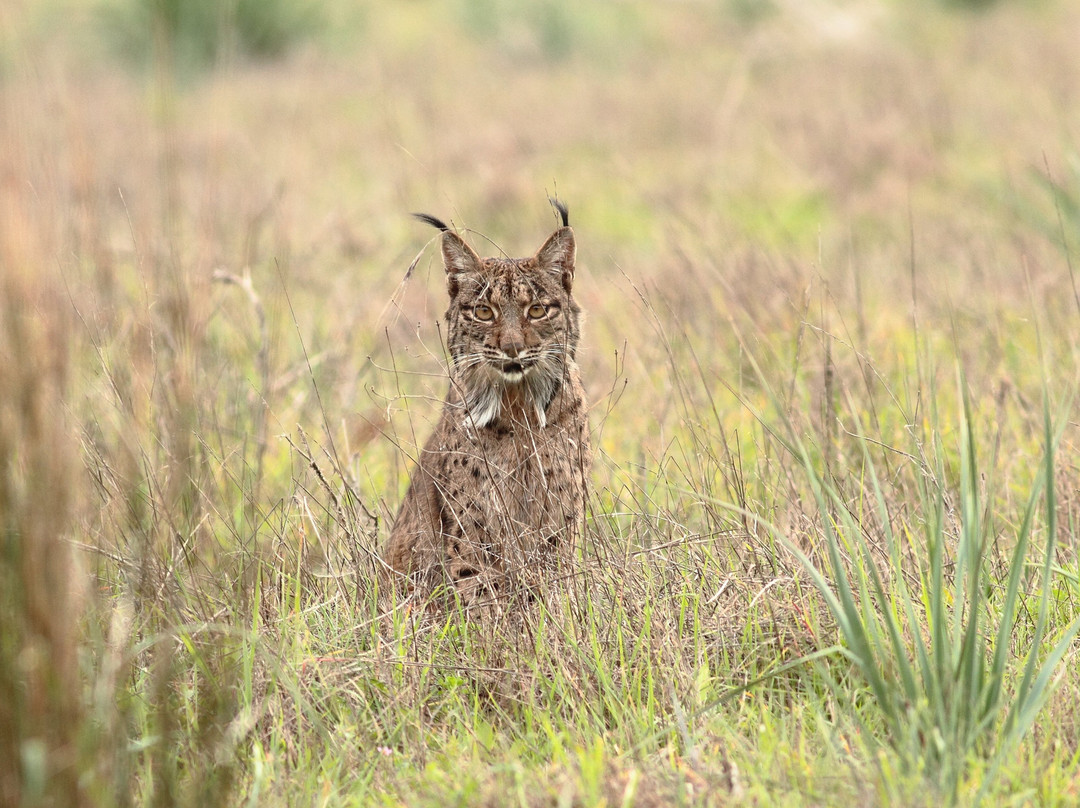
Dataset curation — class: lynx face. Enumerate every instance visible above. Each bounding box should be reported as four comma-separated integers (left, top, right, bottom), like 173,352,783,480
439,222,581,429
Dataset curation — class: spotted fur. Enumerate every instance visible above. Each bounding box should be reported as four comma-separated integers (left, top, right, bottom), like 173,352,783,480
383,208,591,608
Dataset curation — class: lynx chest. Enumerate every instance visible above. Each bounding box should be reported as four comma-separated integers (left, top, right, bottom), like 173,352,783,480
428,406,588,554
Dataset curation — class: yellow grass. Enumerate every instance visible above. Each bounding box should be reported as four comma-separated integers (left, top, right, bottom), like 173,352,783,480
2,0,1080,804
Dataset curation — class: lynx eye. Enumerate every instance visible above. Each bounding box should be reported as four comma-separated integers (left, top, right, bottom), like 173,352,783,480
527,303,547,319
473,304,495,321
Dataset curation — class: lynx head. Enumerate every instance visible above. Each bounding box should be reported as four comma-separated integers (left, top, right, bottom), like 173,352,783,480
415,203,581,429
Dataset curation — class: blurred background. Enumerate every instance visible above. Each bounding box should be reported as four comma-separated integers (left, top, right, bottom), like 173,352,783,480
4,0,1078,435
3,0,1080,803
4,0,1078,492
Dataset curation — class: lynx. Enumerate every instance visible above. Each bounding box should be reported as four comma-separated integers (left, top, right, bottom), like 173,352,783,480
383,202,591,608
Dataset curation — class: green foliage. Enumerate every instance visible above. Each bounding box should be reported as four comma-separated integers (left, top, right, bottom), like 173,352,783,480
99,0,323,71
452,0,648,63
727,191,831,252
722,0,778,26
937,0,1003,9
776,382,1080,803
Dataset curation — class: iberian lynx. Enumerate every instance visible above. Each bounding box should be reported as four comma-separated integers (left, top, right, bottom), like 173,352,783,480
383,202,591,608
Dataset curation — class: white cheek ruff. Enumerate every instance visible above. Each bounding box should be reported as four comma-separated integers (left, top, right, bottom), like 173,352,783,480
465,385,501,429
458,355,561,430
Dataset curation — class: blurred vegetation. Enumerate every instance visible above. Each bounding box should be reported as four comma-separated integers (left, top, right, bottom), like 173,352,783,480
3,0,1080,805
98,0,323,71
1029,153,1080,255
451,0,654,64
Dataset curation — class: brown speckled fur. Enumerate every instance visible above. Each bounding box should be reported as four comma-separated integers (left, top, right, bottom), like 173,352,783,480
383,210,591,608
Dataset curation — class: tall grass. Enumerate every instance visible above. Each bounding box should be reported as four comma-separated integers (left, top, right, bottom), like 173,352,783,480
1,187,86,807
3,1,1080,804
772,376,1080,802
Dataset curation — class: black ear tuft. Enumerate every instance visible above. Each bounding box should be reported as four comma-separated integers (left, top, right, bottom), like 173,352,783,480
413,212,450,232
549,197,569,228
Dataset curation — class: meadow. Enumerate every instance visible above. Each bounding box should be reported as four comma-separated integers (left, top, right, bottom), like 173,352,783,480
2,0,1080,805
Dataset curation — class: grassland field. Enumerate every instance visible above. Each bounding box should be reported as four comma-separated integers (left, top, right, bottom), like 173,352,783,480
2,0,1080,805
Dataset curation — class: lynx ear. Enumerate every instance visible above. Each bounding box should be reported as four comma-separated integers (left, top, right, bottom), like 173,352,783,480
536,226,576,293
413,212,481,294
441,231,482,295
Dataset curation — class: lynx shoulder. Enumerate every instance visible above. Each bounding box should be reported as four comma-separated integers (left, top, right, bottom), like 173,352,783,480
383,203,591,608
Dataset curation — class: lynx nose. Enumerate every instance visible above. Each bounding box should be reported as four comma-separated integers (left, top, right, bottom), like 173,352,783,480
500,332,525,358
